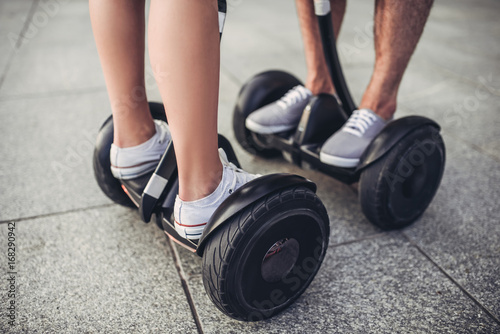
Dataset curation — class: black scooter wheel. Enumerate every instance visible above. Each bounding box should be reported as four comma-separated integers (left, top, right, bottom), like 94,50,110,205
201,186,329,321
359,125,445,229
93,102,167,207
233,70,302,157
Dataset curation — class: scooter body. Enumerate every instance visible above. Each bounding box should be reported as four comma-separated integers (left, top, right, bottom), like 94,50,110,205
93,100,330,321
232,1,446,229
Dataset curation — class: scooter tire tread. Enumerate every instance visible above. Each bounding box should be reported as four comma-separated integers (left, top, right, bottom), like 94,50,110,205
359,125,445,229
201,186,328,321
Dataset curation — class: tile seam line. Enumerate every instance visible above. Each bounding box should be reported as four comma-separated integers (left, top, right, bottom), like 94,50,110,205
166,238,204,334
0,86,108,102
402,231,500,325
162,233,389,282
328,231,387,249
0,0,40,92
0,203,115,225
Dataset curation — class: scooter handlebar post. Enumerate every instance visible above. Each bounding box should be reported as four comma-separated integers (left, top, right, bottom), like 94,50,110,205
314,0,331,16
218,0,227,37
314,1,357,114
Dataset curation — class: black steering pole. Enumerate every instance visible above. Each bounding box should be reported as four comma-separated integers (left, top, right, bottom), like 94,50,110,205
314,0,357,114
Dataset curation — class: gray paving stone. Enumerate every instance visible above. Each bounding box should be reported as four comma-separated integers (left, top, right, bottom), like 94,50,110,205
180,233,499,333
0,206,197,333
221,0,377,84
0,91,115,221
418,0,500,80
403,134,500,318
396,4,500,160
221,0,306,87
0,0,35,75
397,65,500,161
0,0,104,98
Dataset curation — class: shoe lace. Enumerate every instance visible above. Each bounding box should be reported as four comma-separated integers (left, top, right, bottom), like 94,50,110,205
276,86,311,109
342,109,378,137
219,149,258,193
155,121,171,144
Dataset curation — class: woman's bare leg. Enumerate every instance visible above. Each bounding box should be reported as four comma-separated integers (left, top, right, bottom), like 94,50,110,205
148,0,222,202
89,0,154,148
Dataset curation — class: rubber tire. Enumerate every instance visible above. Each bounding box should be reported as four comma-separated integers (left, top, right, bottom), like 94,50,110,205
201,186,329,321
93,102,167,208
359,125,445,229
233,70,302,158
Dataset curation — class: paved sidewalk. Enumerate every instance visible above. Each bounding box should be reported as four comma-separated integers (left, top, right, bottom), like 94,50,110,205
1,0,499,333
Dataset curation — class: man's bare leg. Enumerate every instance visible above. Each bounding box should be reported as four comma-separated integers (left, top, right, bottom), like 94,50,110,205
296,0,346,95
359,0,434,120
319,0,434,168
89,0,155,148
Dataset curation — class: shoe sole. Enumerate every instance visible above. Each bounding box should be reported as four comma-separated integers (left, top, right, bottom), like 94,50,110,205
319,152,359,168
110,161,158,180
245,118,296,134
175,221,207,240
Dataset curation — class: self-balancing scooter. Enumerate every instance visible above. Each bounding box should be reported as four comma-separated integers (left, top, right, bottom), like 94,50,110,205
233,0,446,230
93,1,330,321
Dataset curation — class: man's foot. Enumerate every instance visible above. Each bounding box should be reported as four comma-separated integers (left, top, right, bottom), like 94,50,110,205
110,120,171,179
174,149,260,240
245,85,312,134
320,108,390,168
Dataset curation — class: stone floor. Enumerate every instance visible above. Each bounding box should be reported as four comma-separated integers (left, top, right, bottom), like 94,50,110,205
0,0,499,333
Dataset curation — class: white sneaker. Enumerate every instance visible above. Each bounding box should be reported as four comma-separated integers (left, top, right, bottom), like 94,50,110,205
174,149,260,240
110,120,171,180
